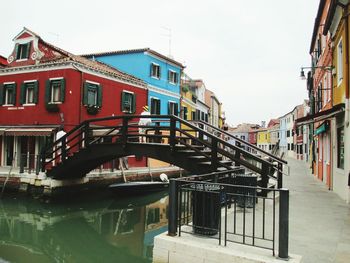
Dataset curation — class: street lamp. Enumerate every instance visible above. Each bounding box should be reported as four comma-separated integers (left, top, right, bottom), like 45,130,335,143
299,66,334,80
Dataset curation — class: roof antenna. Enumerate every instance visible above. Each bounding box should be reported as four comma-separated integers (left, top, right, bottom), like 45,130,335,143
162,27,172,58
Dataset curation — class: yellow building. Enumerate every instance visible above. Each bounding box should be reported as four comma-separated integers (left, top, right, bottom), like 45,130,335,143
257,129,270,151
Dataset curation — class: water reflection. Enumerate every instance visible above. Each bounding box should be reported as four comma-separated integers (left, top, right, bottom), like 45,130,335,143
0,192,169,263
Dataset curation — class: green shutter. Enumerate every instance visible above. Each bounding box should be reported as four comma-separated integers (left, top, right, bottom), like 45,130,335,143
132,93,136,113
0,84,3,106
121,91,126,111
60,78,66,102
168,71,170,82
97,84,102,107
26,42,31,59
20,83,26,105
15,44,19,60
45,80,51,103
33,81,39,104
83,82,88,105
12,83,17,105
174,103,178,116
168,102,171,114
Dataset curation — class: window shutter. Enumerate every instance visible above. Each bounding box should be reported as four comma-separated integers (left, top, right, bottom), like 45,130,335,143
157,99,161,114
12,83,17,105
121,91,126,111
45,80,51,103
20,83,26,105
83,82,88,105
150,64,153,77
132,93,136,113
33,81,39,104
168,71,170,82
158,66,161,79
97,84,102,107
26,42,31,58
168,102,171,114
60,78,66,102
15,44,19,59
174,103,178,116
0,84,3,106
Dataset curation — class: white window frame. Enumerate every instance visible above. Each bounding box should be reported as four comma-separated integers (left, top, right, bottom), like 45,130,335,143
168,70,178,84
16,43,30,61
50,78,64,104
23,80,37,106
151,63,161,79
168,100,177,115
121,90,135,113
337,38,343,85
3,82,15,106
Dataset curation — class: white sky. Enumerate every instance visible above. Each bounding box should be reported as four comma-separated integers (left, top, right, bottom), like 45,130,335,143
0,0,319,126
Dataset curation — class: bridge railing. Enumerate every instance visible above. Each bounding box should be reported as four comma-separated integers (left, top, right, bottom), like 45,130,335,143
191,120,287,187
42,115,284,189
168,171,289,259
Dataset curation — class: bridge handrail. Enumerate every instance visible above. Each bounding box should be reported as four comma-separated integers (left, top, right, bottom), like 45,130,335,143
191,120,287,165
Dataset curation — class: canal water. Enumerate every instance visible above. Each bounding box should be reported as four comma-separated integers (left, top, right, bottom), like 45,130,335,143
0,191,169,263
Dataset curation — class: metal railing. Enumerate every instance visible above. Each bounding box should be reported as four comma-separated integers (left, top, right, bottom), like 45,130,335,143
191,120,288,187
41,115,283,187
168,170,289,259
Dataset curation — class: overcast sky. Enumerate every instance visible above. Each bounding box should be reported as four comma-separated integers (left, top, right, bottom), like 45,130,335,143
1,0,319,126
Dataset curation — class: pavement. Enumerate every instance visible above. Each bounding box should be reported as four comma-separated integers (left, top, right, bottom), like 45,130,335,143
285,157,350,263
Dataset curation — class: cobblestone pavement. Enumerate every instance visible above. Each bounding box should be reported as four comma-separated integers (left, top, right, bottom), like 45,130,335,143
285,158,350,263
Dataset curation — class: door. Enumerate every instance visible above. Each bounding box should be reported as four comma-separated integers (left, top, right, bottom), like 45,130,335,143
5,136,14,166
19,136,36,169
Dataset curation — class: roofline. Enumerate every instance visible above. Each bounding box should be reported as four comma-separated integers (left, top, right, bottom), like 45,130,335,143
310,0,326,54
0,61,147,88
82,48,185,69
323,0,338,34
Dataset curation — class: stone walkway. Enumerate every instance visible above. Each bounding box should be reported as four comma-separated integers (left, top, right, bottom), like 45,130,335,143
285,158,350,263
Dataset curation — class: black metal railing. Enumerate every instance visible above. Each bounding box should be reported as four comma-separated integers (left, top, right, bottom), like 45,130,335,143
168,170,289,259
41,115,283,187
191,120,287,188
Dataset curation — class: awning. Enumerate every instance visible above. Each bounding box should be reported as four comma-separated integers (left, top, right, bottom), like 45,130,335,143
315,121,329,136
0,128,5,135
296,103,345,126
4,128,55,136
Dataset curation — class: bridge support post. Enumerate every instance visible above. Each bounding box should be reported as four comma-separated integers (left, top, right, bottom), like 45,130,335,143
211,138,218,171
260,163,269,197
278,188,289,259
84,122,90,148
169,117,176,150
168,179,179,236
277,162,283,188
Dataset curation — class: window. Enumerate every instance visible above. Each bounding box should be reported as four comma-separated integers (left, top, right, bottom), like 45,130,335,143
196,109,200,120
1,83,16,105
20,81,38,105
182,106,188,120
191,111,196,120
83,82,102,107
205,113,208,122
286,130,290,137
121,91,136,113
337,127,344,169
45,78,65,104
151,63,161,79
168,101,178,116
16,42,31,60
168,70,178,84
150,98,160,115
201,112,205,121
337,39,343,84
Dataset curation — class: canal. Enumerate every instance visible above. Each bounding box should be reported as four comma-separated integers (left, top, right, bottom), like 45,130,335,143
0,191,169,263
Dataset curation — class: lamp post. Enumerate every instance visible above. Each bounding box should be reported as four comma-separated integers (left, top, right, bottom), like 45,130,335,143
299,66,334,80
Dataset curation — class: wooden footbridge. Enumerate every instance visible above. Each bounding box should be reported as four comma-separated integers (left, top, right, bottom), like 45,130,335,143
41,115,287,194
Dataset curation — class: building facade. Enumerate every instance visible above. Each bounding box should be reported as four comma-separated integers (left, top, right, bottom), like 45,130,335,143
83,49,184,118
0,28,148,171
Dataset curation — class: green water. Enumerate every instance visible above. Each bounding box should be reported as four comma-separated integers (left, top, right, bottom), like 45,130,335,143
0,192,169,263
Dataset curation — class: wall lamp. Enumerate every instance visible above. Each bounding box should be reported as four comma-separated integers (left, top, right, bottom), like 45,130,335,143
300,66,334,80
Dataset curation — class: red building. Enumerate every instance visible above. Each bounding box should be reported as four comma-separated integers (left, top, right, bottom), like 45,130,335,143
0,28,148,171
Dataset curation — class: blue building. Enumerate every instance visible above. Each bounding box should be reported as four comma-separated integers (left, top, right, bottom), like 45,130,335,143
83,48,184,117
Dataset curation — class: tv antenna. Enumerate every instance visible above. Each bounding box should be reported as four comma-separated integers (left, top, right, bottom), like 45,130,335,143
162,27,172,58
